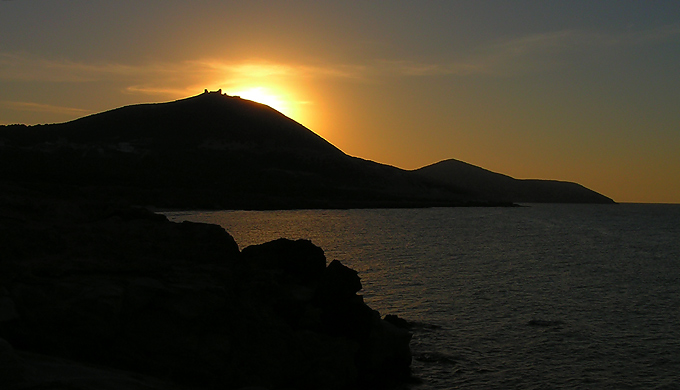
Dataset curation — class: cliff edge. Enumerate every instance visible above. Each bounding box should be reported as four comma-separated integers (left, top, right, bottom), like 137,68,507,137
0,186,412,389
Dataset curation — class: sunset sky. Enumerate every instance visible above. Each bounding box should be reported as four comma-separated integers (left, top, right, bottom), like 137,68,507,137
1,1,679,203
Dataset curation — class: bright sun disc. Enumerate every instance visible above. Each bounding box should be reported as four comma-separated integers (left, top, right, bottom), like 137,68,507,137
231,87,289,115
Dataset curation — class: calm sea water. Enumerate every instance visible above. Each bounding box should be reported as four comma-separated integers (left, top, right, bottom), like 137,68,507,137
164,204,680,389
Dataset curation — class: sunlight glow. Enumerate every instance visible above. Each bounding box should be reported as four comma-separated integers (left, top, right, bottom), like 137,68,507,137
230,87,290,116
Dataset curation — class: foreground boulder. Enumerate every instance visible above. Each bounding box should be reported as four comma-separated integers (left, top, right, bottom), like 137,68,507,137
0,191,411,389
315,260,412,383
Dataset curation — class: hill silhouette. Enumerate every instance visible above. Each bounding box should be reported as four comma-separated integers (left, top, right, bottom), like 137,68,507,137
414,159,615,204
0,91,613,208
0,91,479,208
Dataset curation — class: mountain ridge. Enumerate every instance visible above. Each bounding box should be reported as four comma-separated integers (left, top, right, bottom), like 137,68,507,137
0,91,614,208
414,158,615,204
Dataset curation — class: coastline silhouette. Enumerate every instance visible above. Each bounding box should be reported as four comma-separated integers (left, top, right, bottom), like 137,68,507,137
0,91,614,209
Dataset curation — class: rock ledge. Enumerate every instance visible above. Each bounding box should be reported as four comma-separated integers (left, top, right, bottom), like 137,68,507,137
0,193,411,389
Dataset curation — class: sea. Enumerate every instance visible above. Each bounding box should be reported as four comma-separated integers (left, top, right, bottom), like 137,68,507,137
163,204,680,389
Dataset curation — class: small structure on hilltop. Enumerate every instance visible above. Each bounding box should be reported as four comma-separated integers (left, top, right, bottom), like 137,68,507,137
202,88,240,98
203,88,224,95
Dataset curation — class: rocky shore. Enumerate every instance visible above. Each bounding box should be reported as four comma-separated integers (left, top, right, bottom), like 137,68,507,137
0,184,412,389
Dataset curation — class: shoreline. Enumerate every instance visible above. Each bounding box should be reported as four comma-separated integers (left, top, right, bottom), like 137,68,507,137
0,191,414,389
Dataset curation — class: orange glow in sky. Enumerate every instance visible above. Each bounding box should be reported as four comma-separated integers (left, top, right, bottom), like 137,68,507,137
1,2,679,203
230,87,291,117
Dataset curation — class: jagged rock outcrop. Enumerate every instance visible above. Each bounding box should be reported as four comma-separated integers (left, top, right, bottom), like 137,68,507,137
314,261,412,382
0,190,412,389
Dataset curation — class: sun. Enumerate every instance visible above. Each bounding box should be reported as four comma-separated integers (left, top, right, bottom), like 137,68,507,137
230,87,290,116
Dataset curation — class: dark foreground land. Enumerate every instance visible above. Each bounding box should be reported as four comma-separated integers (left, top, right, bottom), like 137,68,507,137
0,183,413,390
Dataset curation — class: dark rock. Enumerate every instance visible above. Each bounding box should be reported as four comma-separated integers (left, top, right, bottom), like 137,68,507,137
241,238,327,286
8,349,185,390
317,259,363,301
313,260,374,343
174,220,240,264
0,338,24,386
0,296,18,323
0,192,412,389
105,206,169,222
357,318,413,383
312,260,413,385
384,314,411,330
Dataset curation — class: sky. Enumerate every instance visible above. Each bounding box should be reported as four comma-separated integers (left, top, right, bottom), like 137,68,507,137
1,1,679,203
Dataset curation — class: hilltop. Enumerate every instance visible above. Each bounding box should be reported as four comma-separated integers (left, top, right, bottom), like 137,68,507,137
0,91,613,208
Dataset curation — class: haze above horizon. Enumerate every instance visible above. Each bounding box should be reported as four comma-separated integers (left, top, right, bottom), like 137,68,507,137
1,1,679,203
